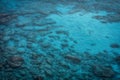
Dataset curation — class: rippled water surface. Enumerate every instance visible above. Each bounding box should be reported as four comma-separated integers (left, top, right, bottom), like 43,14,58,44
0,0,120,80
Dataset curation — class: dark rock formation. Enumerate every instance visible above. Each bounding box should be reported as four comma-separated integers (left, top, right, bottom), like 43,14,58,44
93,65,115,78
115,56,120,64
110,43,120,48
0,13,16,24
64,54,81,63
7,55,24,68
34,76,44,80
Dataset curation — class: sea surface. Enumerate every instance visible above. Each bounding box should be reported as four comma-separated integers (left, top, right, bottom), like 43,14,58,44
0,0,120,80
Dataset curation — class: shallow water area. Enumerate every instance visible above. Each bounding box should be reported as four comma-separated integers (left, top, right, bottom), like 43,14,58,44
0,0,120,80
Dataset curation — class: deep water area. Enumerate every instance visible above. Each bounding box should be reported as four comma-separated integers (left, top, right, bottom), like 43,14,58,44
0,0,120,80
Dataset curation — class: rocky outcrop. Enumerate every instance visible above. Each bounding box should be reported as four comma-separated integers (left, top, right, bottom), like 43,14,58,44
64,54,81,63
7,55,24,68
110,43,120,48
93,65,115,78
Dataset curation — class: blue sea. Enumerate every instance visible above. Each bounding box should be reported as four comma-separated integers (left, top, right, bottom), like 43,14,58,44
0,0,120,80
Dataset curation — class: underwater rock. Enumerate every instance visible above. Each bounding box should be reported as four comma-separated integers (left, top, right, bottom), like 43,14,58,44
0,13,9,18
93,65,115,78
40,42,51,49
45,69,53,77
90,43,96,46
0,63,3,69
0,13,16,24
59,61,70,69
3,36,11,41
110,43,120,48
7,55,24,68
103,50,108,53
61,43,69,48
56,30,69,36
93,14,120,23
33,18,56,26
30,53,42,60
34,76,44,80
92,15,105,21
16,23,27,27
17,49,25,54
105,35,110,39
0,53,5,65
115,56,120,64
64,54,81,63
48,35,60,40
46,58,53,65
68,8,80,14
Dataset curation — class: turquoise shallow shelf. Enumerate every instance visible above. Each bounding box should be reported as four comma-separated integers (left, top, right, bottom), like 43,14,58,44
0,0,120,80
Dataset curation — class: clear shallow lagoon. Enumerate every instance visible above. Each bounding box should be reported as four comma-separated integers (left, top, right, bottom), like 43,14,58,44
0,0,120,80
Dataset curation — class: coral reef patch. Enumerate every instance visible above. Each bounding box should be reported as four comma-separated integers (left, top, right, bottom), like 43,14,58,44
0,0,120,80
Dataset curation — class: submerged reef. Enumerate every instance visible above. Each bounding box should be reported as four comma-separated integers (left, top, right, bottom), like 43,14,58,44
0,0,120,80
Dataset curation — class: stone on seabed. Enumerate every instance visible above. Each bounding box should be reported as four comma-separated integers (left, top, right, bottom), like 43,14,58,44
93,65,115,78
7,55,24,68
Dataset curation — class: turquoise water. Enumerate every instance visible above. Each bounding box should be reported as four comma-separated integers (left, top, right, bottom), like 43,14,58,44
0,0,120,80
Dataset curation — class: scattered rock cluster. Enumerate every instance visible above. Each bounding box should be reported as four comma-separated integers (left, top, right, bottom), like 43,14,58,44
0,0,120,80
